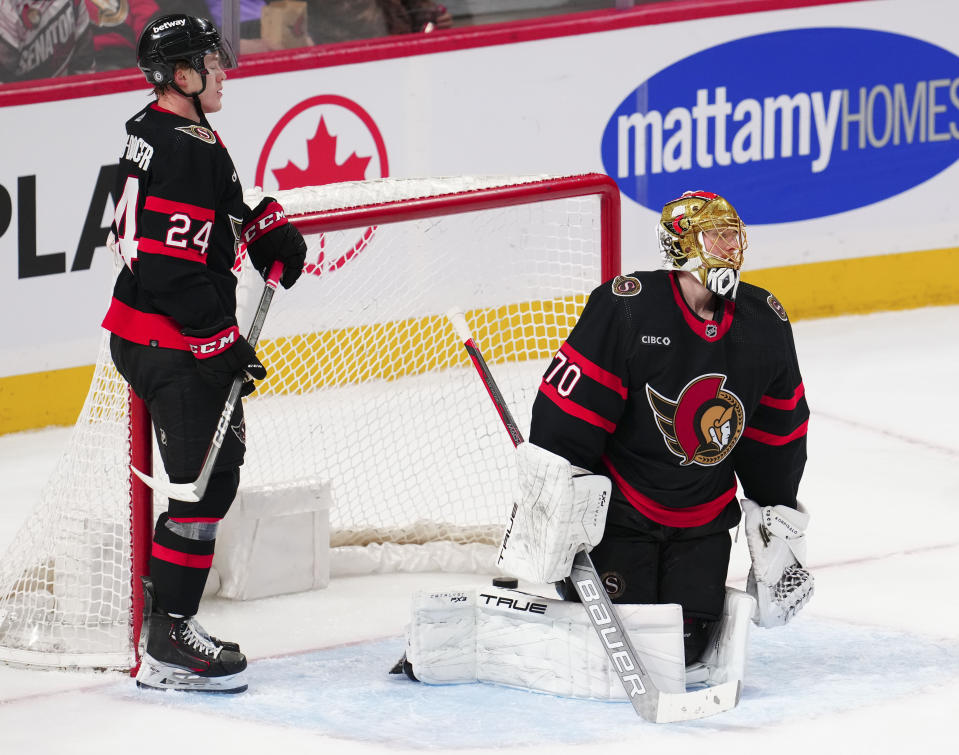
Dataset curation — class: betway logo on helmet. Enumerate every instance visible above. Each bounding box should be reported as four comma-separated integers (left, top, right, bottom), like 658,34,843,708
153,19,186,33
600,28,959,223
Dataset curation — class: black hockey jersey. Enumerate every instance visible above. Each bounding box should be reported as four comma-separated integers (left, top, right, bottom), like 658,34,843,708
102,102,247,349
529,270,808,528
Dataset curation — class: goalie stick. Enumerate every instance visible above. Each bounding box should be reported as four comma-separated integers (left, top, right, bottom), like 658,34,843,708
131,260,285,503
446,306,741,723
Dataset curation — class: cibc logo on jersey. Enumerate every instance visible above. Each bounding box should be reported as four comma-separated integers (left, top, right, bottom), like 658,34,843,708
646,374,744,466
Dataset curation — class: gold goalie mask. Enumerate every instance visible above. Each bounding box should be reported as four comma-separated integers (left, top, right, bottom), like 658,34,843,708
658,191,747,301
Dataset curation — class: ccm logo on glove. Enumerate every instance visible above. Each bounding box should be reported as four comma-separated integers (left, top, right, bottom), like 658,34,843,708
183,325,240,358
242,201,287,244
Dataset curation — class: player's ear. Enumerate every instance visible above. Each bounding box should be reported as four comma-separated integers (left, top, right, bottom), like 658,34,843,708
172,64,192,87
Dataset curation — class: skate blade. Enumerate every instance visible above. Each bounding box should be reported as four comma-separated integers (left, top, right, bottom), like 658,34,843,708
136,661,248,694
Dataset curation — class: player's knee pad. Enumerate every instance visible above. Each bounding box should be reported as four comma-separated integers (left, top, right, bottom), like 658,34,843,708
405,585,686,699
685,587,755,687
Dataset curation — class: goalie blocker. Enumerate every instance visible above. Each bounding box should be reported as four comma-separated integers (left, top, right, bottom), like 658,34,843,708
498,442,611,584
395,583,754,702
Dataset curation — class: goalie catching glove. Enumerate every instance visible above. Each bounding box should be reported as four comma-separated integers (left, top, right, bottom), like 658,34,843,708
742,498,814,628
498,442,611,584
182,319,266,397
242,197,306,289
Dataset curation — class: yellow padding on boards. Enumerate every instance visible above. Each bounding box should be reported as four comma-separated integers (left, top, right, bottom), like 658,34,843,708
0,298,586,435
0,365,94,435
3,247,958,436
743,247,959,320
254,297,587,396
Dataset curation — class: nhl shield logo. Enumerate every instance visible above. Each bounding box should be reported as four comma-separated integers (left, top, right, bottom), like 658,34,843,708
646,374,745,466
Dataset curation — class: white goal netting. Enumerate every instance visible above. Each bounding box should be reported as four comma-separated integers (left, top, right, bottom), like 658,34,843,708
0,174,619,670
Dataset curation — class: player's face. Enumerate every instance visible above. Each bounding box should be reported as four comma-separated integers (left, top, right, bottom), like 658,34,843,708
702,227,744,268
197,52,227,114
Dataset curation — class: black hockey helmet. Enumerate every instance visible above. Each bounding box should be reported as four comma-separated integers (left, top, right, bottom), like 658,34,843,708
136,14,236,89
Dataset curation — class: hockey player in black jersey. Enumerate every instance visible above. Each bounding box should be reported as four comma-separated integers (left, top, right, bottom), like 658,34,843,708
101,14,307,693
527,190,813,666
399,191,813,706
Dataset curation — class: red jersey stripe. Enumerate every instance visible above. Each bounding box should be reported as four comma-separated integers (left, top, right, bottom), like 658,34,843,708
559,342,627,399
101,297,189,350
138,237,208,264
743,419,809,446
169,517,223,523
151,542,214,569
604,458,738,527
144,195,215,221
759,382,806,410
539,381,617,433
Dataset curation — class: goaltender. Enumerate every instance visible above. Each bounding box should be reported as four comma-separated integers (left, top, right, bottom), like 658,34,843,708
397,191,813,707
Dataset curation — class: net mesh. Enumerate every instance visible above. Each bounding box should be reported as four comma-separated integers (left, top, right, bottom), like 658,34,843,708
0,174,614,669
0,329,134,669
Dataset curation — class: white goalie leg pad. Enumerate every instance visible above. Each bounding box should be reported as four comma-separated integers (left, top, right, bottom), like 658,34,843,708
685,588,755,687
742,499,814,628
498,442,611,584
406,586,685,699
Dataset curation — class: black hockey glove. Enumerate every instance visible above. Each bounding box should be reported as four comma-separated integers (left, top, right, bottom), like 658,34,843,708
182,320,267,397
242,197,306,289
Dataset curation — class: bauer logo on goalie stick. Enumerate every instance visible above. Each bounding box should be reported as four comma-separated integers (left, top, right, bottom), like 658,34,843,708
575,575,646,697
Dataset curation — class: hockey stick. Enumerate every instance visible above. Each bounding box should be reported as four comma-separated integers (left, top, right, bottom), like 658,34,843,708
446,306,741,723
131,260,285,503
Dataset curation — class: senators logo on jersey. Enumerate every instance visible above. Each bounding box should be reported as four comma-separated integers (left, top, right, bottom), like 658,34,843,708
646,374,745,466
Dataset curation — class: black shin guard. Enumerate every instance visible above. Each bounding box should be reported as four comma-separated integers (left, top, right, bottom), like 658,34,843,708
150,469,240,616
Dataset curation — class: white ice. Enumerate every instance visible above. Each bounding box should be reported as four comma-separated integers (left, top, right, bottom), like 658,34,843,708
0,306,957,754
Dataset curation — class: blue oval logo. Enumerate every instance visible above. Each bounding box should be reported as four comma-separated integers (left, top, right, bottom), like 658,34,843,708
600,28,959,223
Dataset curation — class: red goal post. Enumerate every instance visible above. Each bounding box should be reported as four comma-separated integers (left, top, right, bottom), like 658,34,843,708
0,173,620,672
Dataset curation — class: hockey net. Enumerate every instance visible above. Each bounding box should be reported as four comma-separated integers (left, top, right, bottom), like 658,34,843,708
0,173,619,670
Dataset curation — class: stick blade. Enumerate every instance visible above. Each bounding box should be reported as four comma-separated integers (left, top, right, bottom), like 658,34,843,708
654,680,741,723
130,465,200,503
445,307,472,343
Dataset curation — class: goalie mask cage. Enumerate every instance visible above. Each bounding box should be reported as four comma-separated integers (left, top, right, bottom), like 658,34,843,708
0,173,620,671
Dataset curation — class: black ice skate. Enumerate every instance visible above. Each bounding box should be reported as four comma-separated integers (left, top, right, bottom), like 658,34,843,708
140,577,240,653
136,610,248,693
136,578,247,693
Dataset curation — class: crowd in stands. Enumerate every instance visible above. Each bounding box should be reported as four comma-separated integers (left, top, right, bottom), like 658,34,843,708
0,1,627,84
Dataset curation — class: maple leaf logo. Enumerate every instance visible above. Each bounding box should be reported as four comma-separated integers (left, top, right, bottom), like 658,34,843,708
272,117,372,190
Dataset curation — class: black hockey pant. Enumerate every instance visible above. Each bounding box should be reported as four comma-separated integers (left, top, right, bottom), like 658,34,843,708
111,334,246,616
559,496,741,663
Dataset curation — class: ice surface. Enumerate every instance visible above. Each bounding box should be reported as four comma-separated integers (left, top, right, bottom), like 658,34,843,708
0,306,957,754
